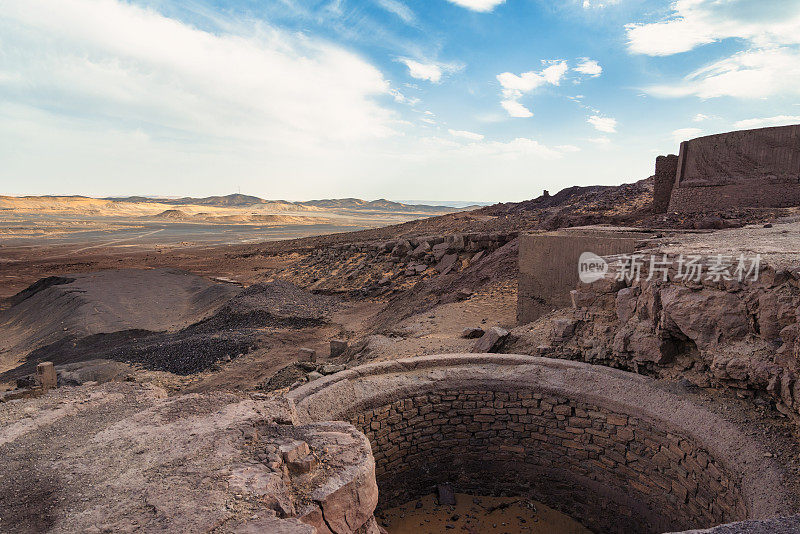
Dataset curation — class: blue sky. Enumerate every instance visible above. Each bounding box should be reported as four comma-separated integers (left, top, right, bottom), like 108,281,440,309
1,0,799,202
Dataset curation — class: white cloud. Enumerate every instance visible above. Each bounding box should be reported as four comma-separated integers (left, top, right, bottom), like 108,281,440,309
582,0,620,8
647,48,800,99
496,61,568,118
555,144,581,153
587,136,612,146
626,0,800,56
624,0,800,108
0,0,397,147
375,0,416,24
424,135,575,159
446,0,505,12
500,99,533,118
672,128,703,143
627,0,800,100
575,58,602,77
587,115,617,133
448,129,485,141
693,113,710,122
398,58,462,83
733,115,800,129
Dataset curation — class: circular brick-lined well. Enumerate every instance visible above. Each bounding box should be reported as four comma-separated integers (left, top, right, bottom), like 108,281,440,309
289,354,795,534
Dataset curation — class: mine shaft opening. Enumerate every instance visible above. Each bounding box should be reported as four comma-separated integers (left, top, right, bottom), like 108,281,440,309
289,355,769,534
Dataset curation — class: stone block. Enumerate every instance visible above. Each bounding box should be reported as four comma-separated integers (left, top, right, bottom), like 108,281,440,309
279,440,310,463
517,229,644,324
36,362,57,390
298,348,316,362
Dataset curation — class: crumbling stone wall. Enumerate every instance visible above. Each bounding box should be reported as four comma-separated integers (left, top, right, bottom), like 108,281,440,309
280,231,517,297
654,154,679,213
667,125,800,213
354,389,743,534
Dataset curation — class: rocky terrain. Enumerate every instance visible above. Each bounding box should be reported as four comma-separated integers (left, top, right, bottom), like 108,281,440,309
3,156,800,533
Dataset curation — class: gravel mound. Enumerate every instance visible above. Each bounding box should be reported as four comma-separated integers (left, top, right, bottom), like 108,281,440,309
3,279,340,377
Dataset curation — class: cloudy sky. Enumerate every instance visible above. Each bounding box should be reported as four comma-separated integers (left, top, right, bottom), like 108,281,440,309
2,0,799,202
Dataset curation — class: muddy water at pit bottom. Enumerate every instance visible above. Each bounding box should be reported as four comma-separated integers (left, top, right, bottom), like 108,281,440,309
378,493,591,534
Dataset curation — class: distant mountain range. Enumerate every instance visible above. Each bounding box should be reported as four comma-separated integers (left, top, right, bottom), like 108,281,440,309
100,194,475,213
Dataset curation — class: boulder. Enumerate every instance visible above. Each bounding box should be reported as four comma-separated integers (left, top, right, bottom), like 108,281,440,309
321,364,346,375
660,286,749,349
461,327,484,339
435,254,459,274
410,242,431,258
472,327,509,353
551,319,576,340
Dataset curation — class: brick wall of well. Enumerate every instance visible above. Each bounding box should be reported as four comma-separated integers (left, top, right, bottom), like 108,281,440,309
352,388,745,534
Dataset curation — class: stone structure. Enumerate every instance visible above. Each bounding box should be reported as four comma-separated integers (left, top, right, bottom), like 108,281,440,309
517,228,647,324
35,361,57,390
290,354,795,534
667,125,800,213
298,347,316,362
654,154,679,213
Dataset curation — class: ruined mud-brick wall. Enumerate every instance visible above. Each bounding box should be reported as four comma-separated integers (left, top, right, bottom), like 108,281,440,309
280,231,517,296
517,230,647,324
653,154,679,213
353,389,744,534
667,125,800,213
511,259,800,421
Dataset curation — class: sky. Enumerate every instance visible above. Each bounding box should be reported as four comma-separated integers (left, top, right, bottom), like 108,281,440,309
1,0,800,202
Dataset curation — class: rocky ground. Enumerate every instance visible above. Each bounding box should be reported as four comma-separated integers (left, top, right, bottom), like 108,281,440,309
2,176,800,533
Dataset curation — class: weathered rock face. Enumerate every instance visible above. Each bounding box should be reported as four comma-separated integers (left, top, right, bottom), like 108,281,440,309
667,125,800,213
0,383,378,534
509,260,800,421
